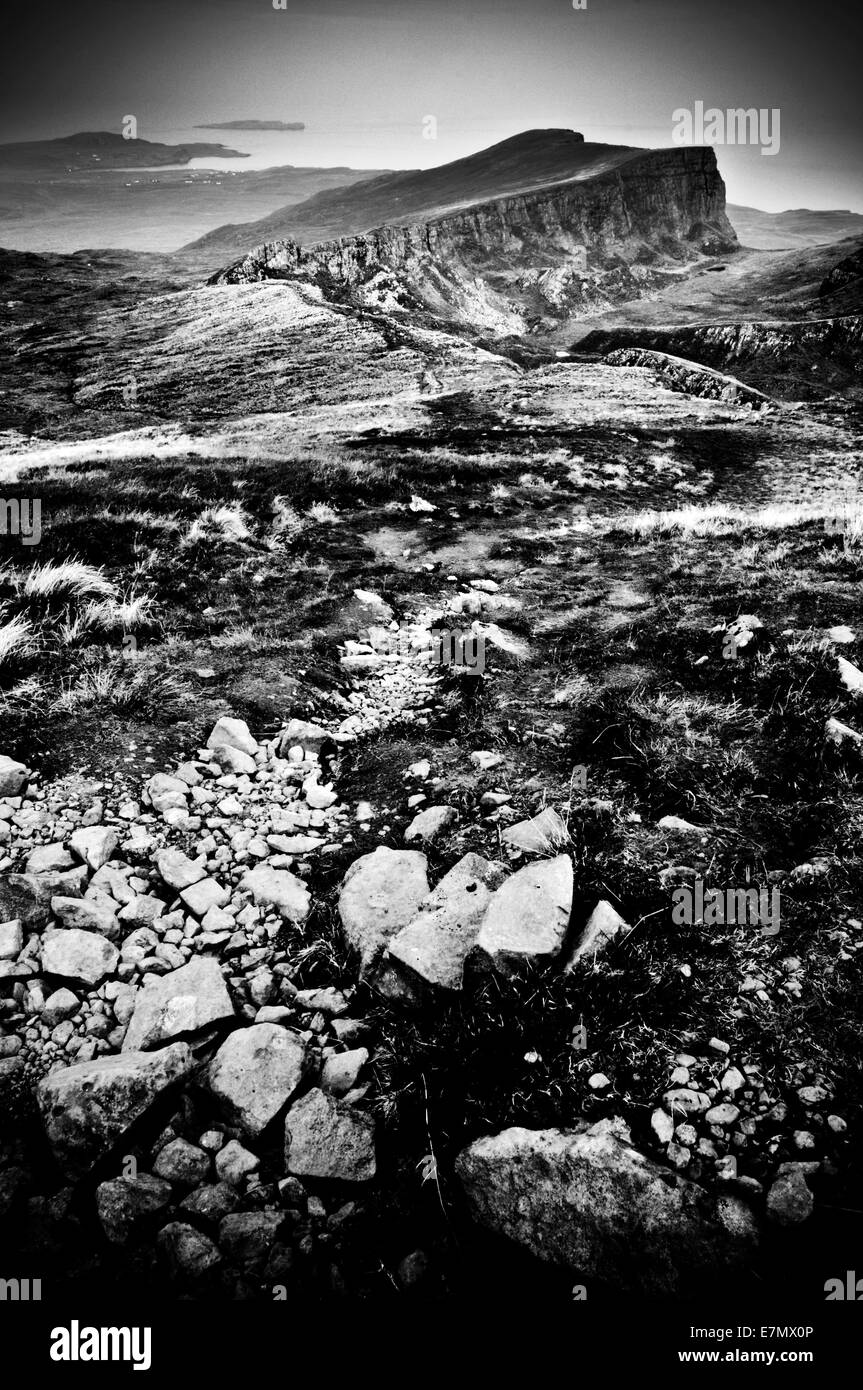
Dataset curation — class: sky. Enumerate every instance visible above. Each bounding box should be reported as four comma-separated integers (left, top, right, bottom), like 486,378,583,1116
1,0,861,211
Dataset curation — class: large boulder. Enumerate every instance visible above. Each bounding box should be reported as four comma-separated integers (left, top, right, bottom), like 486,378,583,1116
379,853,507,1002
455,1117,759,1295
284,1087,376,1183
338,846,429,975
50,895,119,938
205,1024,308,1136
41,928,119,987
122,957,234,1052
37,1043,195,1178
475,854,573,974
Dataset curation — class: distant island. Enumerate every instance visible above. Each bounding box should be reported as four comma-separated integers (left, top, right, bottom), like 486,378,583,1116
195,120,305,132
0,131,248,169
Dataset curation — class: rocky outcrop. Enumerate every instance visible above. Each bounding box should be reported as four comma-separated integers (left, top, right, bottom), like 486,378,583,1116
212,147,737,334
580,314,863,398
604,347,770,405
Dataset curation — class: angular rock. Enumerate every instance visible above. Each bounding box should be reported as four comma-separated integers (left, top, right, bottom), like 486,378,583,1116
567,899,631,968
501,807,570,854
50,895,119,937
96,1173,173,1245
25,843,75,874
766,1168,814,1226
215,1139,260,1185
153,1138,211,1186
240,865,310,924
157,1221,222,1281
285,1087,376,1183
404,804,458,846
0,754,28,797
178,1181,238,1229
838,656,863,695
117,894,165,929
278,719,334,755
380,853,507,1000
69,826,119,871
825,716,863,748
470,750,504,771
180,877,230,917
338,845,429,974
156,848,207,892
0,918,23,961
476,854,573,974
206,717,258,757
211,743,257,776
218,1210,285,1276
206,1023,307,1136
41,928,119,987
292,986,349,1016
321,1047,369,1097
89,864,136,905
455,1117,759,1294
0,868,87,927
122,956,234,1052
41,987,80,1026
37,1043,194,1177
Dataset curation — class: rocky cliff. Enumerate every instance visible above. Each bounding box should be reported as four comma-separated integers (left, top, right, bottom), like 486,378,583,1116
580,314,863,399
212,146,737,336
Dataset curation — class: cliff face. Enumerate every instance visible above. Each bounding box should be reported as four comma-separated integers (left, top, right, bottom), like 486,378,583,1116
212,146,738,336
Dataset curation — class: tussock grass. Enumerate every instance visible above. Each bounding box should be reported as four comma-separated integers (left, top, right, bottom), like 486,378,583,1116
21,559,115,602
630,501,863,538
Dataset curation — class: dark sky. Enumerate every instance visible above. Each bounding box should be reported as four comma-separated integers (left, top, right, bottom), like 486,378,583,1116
1,0,860,210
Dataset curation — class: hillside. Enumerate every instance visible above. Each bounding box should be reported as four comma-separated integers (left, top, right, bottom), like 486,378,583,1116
187,129,652,256
728,203,863,250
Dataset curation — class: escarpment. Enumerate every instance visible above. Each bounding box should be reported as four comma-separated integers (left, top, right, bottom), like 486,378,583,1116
211,146,738,334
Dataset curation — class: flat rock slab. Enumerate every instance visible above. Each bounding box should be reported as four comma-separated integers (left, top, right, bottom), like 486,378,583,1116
240,865,310,923
380,852,508,1000
123,956,235,1052
41,928,119,987
206,1023,308,1136
339,846,429,974
476,854,573,973
284,1087,376,1183
501,806,570,854
37,1043,195,1178
455,1117,759,1295
25,843,76,874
